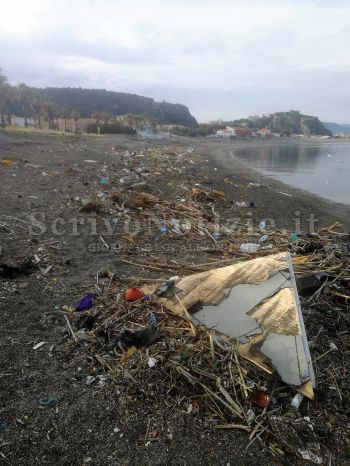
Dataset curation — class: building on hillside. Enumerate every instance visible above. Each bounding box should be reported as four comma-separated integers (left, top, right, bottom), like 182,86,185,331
256,128,272,137
216,126,253,138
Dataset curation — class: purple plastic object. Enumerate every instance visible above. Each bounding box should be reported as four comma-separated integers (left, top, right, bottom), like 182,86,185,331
75,293,93,311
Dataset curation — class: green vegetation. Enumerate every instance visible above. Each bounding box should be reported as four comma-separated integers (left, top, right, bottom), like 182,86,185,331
33,87,197,126
0,66,197,130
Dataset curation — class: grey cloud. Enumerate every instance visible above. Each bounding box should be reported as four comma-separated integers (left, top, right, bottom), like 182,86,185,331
1,0,350,122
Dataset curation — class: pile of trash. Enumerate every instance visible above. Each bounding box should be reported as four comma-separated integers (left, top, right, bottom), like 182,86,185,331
61,223,350,463
72,145,274,255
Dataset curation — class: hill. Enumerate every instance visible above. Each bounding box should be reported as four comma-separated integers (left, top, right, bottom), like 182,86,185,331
323,121,350,134
33,87,198,127
227,111,332,136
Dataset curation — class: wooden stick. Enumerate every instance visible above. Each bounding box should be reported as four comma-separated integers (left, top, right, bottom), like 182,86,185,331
64,314,78,342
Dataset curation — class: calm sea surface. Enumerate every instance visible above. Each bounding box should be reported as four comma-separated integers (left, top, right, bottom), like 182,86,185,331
233,143,350,204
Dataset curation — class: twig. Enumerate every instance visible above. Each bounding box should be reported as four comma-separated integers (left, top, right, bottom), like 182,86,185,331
64,314,78,342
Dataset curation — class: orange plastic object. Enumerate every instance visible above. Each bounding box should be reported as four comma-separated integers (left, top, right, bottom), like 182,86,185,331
124,287,145,302
251,390,270,408
2,159,13,166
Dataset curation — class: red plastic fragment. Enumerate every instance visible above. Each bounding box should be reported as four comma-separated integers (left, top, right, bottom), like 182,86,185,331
251,389,270,408
124,287,145,302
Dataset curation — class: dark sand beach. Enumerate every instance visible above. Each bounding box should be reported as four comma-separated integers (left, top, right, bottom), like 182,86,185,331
1,130,349,465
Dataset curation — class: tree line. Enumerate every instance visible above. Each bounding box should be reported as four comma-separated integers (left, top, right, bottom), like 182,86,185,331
0,68,198,133
0,68,198,131
0,69,82,132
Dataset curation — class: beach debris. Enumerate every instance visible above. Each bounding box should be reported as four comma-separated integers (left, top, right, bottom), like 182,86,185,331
2,159,13,166
33,342,46,350
124,287,145,301
154,277,180,298
38,398,55,406
119,325,160,348
291,393,304,410
0,257,35,279
100,177,109,185
251,389,270,408
239,243,260,253
75,293,93,311
211,190,225,197
76,314,98,330
259,234,269,243
236,201,247,207
270,416,323,464
147,357,157,368
148,252,315,398
36,140,348,462
80,198,103,213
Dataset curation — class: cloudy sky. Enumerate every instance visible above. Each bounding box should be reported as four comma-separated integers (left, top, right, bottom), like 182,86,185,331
1,0,349,122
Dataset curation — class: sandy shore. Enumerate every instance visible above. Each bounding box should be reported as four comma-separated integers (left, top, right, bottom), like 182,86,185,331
1,129,349,465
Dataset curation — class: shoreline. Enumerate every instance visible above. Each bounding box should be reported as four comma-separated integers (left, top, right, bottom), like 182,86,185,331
229,146,350,207
228,138,350,206
192,138,350,232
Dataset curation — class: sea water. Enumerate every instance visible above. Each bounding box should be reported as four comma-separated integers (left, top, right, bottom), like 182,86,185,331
233,142,350,204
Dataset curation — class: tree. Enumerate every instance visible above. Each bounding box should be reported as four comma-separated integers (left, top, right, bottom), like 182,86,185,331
61,105,70,132
71,110,80,133
51,102,61,130
43,101,56,129
16,83,33,127
3,83,14,125
101,111,112,125
31,99,43,129
0,69,10,127
91,111,102,125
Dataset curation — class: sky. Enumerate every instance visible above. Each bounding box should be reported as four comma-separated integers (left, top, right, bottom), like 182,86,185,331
1,0,350,123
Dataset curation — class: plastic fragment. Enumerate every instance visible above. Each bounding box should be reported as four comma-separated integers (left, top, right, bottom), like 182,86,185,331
251,389,270,408
240,243,260,253
124,287,145,301
2,159,13,166
33,341,46,350
291,393,304,410
147,357,157,368
75,293,93,311
38,398,55,406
